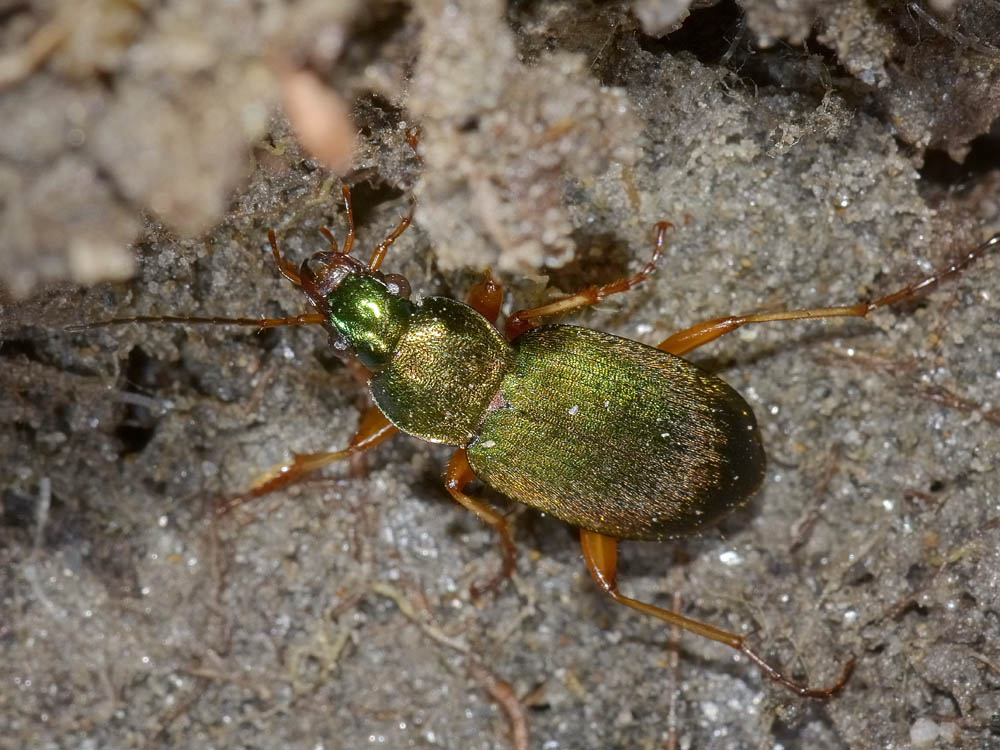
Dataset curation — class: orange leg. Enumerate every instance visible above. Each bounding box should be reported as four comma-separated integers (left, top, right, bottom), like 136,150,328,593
367,207,414,271
504,222,672,341
659,232,1000,357
445,448,518,598
216,406,398,515
466,268,504,326
340,186,356,256
315,186,359,259
580,530,855,698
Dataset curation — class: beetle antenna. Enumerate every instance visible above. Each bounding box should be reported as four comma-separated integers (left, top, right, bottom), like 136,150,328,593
66,313,326,332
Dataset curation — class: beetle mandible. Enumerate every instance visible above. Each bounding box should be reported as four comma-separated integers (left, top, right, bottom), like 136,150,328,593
74,186,1000,697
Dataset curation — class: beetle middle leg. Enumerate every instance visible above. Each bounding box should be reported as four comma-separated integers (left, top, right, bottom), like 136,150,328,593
216,406,398,515
658,232,1000,357
445,448,518,598
503,222,672,340
580,529,856,697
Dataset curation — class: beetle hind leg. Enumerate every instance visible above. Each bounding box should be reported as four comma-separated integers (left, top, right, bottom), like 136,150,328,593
216,406,398,515
580,530,855,698
445,448,518,598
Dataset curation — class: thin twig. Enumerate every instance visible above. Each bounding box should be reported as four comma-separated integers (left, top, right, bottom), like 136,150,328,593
469,661,530,750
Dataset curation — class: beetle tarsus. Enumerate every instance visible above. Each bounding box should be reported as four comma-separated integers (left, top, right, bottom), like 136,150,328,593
739,643,857,698
469,530,517,600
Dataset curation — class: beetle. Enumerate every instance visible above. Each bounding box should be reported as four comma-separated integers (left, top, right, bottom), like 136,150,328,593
72,186,999,697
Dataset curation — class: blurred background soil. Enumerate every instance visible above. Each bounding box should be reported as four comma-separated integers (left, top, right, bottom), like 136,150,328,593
2,1,999,748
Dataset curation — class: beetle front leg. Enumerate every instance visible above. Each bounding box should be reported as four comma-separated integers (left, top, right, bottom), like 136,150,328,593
466,269,504,326
580,530,855,698
445,448,518,598
216,406,398,515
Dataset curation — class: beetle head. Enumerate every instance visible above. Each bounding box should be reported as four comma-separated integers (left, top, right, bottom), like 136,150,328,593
298,249,414,370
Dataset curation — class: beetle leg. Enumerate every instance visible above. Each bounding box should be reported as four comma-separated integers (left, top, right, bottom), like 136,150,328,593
659,232,1000,357
445,448,518,598
215,406,398,515
504,222,672,341
340,186,356,256
466,269,504,326
580,530,856,698
367,205,414,271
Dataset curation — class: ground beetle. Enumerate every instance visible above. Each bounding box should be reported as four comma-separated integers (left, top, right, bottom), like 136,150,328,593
73,187,1000,697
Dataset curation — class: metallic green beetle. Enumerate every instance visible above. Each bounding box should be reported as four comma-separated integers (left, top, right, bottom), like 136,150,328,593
79,186,998,699
321,266,764,543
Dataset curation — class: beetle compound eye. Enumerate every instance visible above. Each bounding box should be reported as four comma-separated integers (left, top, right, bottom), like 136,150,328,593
382,274,411,298
326,328,355,358
301,251,368,300
301,253,334,283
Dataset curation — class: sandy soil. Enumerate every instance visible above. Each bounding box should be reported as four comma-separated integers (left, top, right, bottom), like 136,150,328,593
2,1,999,748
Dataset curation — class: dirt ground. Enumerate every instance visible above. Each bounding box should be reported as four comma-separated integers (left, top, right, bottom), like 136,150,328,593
2,1,1000,748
